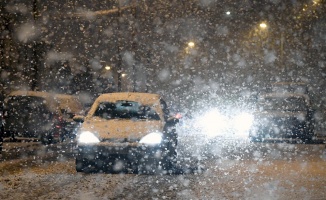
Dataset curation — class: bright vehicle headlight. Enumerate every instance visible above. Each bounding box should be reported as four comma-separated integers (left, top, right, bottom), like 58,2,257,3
233,112,254,133
78,131,100,144
195,109,228,137
139,132,163,145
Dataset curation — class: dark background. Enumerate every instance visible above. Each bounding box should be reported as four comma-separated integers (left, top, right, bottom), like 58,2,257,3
0,0,325,111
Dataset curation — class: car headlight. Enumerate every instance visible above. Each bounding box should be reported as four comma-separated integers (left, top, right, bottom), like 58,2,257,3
195,109,229,137
233,112,254,133
77,131,100,144
139,132,163,145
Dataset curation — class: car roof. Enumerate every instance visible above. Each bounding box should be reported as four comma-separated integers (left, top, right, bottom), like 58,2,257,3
96,92,162,105
259,92,310,100
271,82,308,86
9,90,54,99
7,90,83,112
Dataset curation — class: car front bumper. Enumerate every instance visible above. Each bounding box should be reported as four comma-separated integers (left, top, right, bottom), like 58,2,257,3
76,142,164,161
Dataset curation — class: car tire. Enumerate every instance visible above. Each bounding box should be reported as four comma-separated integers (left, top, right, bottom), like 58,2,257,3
300,120,315,143
138,142,177,175
138,157,159,175
40,133,54,145
302,129,313,143
161,141,177,171
76,157,89,172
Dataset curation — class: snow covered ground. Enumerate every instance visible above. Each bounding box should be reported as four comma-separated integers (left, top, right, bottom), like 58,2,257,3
0,135,325,200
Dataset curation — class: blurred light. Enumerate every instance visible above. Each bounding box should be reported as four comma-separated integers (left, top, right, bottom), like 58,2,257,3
226,11,231,15
232,112,254,133
175,113,182,119
196,109,228,137
259,23,267,29
188,41,195,48
105,65,111,70
78,131,100,144
121,73,127,77
139,132,162,145
313,0,320,5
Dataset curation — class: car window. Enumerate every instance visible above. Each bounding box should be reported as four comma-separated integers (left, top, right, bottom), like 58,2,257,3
94,101,160,120
259,96,308,111
6,96,51,115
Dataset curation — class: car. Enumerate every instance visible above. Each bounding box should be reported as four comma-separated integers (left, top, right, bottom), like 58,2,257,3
192,106,254,140
74,92,179,174
249,92,315,142
2,90,84,144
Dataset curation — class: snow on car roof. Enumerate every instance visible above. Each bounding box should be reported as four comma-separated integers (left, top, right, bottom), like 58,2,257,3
259,92,310,101
8,90,83,113
9,90,54,99
9,91,81,101
271,82,308,86
96,92,162,105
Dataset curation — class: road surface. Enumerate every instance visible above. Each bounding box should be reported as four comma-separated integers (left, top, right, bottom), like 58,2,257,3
0,136,325,200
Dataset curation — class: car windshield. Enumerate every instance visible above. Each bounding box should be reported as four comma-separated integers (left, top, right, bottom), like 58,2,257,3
258,96,308,111
93,101,160,120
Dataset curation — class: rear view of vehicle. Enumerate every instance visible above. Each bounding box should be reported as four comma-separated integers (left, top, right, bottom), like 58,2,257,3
3,90,84,144
3,91,63,144
249,93,315,142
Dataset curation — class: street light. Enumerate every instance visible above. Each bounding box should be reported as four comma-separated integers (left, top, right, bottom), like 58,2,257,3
105,65,111,70
258,22,268,43
188,41,195,48
185,41,195,54
259,22,267,29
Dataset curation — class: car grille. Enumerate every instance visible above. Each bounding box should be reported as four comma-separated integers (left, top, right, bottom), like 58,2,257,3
103,138,139,143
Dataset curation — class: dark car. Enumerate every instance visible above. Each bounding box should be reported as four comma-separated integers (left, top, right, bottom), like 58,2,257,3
3,90,84,144
249,93,315,142
74,92,179,174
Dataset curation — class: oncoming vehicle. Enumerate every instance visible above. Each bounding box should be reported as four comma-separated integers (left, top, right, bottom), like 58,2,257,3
193,107,254,140
2,90,84,144
249,93,315,142
74,92,179,174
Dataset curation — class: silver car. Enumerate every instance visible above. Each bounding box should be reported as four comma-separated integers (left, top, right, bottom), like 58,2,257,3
74,92,179,174
249,93,315,142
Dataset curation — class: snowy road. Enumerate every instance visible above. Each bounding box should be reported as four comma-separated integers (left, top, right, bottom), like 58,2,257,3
0,137,326,200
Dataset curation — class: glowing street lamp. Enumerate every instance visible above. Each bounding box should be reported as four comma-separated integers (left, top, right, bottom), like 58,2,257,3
185,41,196,54
259,22,267,29
188,41,195,48
105,65,111,70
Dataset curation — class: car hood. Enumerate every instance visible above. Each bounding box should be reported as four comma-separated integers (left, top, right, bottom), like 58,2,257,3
80,117,164,140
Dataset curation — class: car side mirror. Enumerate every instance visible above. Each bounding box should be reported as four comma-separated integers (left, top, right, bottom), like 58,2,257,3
2,109,8,118
166,117,179,126
73,115,85,123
